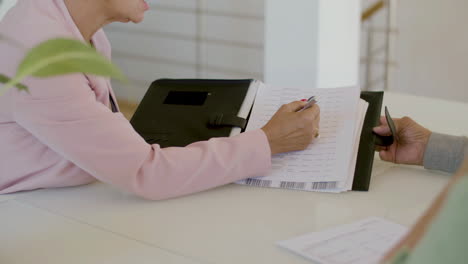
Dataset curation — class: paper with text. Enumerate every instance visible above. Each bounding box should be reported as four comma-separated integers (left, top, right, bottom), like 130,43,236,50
277,217,408,264
238,85,361,188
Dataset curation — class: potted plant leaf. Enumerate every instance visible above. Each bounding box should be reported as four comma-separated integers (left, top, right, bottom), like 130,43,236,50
0,37,125,95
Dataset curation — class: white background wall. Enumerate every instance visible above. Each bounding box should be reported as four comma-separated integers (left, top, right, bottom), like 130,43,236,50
2,0,467,103
264,0,361,89
0,0,17,20
110,0,362,102
108,0,265,102
392,0,468,103
111,0,468,103
316,0,361,88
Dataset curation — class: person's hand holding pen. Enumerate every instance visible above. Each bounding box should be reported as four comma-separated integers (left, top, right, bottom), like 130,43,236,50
261,96,320,155
298,96,317,112
373,116,431,165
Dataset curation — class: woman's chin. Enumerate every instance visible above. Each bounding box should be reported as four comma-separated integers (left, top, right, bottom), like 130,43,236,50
132,16,145,24
120,14,144,24
131,12,145,23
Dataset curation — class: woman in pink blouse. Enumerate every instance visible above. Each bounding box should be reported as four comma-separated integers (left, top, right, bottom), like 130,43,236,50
0,0,320,200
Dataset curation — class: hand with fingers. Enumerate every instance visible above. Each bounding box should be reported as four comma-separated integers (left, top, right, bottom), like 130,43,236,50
373,116,432,165
261,101,320,155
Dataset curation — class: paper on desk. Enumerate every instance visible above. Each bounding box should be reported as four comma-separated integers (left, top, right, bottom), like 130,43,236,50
258,99,368,194
345,99,368,190
277,217,408,264
327,99,369,193
237,84,364,192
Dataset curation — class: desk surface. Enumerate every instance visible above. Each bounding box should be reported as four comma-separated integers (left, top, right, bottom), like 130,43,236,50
1,92,468,264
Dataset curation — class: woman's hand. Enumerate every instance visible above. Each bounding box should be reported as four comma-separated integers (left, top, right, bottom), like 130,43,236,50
373,116,431,165
261,101,320,155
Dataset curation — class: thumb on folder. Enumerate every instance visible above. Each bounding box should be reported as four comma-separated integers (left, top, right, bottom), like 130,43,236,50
261,101,320,155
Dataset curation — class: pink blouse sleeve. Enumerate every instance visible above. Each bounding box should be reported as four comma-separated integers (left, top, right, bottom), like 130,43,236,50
12,74,271,200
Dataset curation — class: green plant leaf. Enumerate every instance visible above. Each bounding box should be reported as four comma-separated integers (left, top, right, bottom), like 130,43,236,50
2,38,126,92
0,74,28,92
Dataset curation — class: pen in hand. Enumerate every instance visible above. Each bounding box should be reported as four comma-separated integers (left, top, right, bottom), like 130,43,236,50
298,96,317,112
298,96,320,138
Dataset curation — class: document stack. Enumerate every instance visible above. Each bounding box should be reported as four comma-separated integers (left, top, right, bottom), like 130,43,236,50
237,83,374,193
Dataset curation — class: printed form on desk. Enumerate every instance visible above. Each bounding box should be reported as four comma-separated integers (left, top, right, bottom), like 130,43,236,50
237,84,369,192
277,217,408,264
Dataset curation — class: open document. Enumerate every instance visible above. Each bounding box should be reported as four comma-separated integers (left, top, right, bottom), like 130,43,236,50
237,84,369,192
277,217,408,264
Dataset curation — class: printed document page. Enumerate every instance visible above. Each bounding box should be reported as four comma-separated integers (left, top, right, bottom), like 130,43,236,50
312,99,368,193
277,217,408,264
237,84,361,191
245,99,368,193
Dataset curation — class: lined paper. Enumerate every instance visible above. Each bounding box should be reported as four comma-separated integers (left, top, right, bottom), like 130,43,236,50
278,217,408,264
237,84,364,191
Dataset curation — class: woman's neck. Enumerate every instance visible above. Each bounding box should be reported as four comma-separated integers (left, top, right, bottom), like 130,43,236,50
63,0,112,43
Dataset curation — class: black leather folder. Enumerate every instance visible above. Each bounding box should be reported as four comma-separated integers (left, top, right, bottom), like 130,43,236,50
352,91,384,191
131,79,386,192
130,79,256,148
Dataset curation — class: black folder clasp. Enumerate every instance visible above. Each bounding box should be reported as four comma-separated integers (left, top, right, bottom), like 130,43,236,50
208,112,247,129
373,106,396,147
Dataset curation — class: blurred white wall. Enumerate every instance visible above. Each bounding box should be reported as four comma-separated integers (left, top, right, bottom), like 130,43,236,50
316,0,361,88
265,0,361,89
391,0,468,103
101,0,468,103
2,0,467,103
108,0,361,103
0,0,17,21
107,0,265,102
264,0,320,88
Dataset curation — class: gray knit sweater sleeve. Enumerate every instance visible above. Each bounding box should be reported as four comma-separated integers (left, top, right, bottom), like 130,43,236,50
423,133,468,173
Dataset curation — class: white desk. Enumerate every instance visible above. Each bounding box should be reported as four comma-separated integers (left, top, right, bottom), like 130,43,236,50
1,92,468,264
